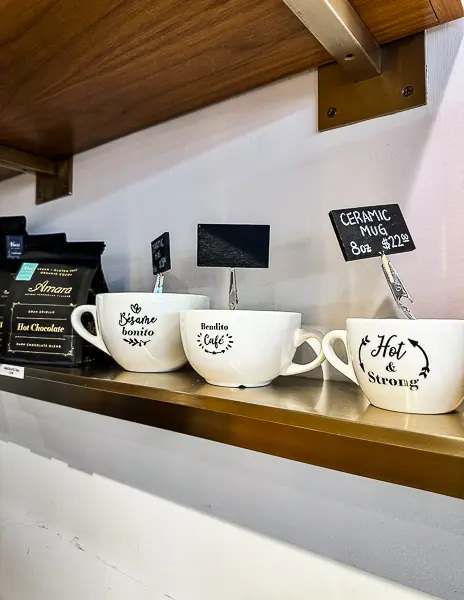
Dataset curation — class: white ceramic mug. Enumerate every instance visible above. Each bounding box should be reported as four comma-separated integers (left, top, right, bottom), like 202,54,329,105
180,310,325,388
71,292,210,372
322,318,464,414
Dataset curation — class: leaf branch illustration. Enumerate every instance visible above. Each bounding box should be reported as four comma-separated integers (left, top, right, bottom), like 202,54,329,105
124,338,149,347
358,336,370,372
408,338,430,379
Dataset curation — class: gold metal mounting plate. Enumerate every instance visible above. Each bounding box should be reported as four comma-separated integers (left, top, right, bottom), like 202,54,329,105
0,145,73,204
36,156,73,205
318,32,426,131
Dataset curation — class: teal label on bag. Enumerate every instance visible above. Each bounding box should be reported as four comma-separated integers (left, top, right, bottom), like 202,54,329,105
16,263,39,281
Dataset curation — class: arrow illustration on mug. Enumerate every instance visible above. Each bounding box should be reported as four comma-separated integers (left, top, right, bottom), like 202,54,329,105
408,339,430,378
358,336,370,372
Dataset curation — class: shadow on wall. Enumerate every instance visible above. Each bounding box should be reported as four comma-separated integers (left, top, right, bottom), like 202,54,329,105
0,391,463,600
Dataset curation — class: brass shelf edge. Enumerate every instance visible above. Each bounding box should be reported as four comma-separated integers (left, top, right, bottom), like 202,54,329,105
0,364,462,499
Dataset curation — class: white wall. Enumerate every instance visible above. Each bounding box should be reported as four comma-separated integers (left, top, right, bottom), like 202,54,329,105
2,391,458,600
0,19,463,600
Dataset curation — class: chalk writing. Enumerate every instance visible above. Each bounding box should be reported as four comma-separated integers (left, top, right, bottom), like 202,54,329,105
329,204,415,261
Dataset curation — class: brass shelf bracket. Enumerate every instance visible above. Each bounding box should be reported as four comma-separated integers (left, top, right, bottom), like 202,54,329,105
281,0,427,130
0,145,73,204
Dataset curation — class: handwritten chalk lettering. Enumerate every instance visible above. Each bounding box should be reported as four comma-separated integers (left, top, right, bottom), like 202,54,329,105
151,232,171,275
360,224,388,237
381,233,411,251
339,209,391,227
152,239,164,251
350,241,372,256
329,204,415,261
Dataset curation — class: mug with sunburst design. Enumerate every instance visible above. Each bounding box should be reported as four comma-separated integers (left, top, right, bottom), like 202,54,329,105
180,309,325,388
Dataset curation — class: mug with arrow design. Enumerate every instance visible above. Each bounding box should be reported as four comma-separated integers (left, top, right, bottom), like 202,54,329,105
322,318,464,414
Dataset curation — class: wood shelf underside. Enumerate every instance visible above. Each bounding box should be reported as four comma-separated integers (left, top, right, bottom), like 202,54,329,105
0,0,462,176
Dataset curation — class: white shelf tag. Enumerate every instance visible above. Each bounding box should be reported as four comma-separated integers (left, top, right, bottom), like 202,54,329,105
0,364,25,379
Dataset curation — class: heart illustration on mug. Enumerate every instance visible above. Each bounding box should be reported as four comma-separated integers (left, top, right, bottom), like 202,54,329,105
130,303,142,314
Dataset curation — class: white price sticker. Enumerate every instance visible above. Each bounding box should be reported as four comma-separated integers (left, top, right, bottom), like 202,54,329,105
0,364,25,379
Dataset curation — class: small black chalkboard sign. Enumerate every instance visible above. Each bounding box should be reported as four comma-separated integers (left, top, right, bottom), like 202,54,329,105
151,232,171,275
197,224,270,268
329,203,415,262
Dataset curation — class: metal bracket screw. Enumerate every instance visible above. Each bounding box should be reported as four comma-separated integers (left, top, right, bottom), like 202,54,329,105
402,85,414,97
327,107,337,118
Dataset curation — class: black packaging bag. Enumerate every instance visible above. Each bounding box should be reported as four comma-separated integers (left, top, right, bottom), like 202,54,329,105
0,216,27,343
0,215,27,259
0,233,68,349
2,240,107,366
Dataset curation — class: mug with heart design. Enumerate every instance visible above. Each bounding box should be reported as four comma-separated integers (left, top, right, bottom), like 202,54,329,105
71,292,210,372
322,318,464,414
180,309,325,387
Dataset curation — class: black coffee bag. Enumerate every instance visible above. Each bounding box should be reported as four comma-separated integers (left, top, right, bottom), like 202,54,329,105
0,215,27,259
0,233,68,349
2,241,107,366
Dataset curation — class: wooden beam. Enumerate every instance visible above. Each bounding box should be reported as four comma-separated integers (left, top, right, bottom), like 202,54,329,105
429,0,464,22
0,0,439,157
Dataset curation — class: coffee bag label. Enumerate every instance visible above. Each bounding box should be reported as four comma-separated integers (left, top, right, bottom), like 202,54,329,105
8,303,75,357
6,264,83,359
6,236,24,259
16,263,38,281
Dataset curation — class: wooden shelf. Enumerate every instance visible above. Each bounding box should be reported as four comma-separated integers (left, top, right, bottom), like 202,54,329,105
0,0,462,164
0,364,463,499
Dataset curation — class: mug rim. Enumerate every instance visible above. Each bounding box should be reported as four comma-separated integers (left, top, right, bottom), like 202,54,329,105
347,318,464,324
181,309,301,318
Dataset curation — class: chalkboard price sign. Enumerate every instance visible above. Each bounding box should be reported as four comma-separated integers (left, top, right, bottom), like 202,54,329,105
329,204,415,262
197,224,270,268
151,232,171,275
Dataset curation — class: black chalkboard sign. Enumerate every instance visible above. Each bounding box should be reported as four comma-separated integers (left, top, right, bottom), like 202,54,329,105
151,232,171,274
329,204,415,262
197,224,270,268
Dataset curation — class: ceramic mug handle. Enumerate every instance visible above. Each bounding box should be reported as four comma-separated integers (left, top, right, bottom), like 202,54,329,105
71,305,110,355
280,329,325,376
322,330,359,384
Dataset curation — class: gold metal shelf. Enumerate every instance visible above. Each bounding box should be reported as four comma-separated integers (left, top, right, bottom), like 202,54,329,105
0,364,463,498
